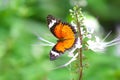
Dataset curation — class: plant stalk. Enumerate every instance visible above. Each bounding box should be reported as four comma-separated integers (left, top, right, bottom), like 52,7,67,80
75,9,83,80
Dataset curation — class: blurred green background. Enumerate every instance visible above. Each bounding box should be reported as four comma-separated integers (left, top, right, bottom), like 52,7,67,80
0,0,120,80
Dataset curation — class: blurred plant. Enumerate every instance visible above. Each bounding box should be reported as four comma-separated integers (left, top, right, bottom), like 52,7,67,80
70,0,87,7
38,5,120,80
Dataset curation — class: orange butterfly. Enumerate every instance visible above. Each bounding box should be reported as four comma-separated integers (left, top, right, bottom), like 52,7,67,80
47,15,76,60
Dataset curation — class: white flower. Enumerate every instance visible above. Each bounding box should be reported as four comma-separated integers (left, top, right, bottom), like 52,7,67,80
75,37,82,49
86,34,92,39
68,47,77,57
83,15,100,34
71,21,77,31
87,36,106,52
80,27,85,35
87,35,120,52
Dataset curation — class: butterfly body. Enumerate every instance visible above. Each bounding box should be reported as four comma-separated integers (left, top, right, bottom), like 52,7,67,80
47,15,76,60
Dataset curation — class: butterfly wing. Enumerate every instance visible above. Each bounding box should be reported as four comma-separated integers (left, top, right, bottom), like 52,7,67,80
47,15,76,60
47,15,63,38
50,38,75,60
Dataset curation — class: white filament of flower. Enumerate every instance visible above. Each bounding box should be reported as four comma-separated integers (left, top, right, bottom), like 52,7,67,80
38,37,55,46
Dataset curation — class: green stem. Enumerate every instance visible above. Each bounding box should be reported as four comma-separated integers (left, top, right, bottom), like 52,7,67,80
75,9,83,80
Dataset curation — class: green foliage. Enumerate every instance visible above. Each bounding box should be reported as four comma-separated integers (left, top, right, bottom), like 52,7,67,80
0,0,120,80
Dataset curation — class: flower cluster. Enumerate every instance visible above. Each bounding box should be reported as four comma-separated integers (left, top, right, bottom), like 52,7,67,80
36,7,120,69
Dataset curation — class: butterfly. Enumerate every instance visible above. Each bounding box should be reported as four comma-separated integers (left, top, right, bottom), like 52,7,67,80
47,15,76,60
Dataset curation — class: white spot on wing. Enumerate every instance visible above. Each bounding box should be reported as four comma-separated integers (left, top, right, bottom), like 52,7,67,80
49,20,56,29
51,51,60,56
